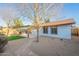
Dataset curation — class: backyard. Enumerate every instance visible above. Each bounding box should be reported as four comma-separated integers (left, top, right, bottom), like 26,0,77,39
0,3,79,56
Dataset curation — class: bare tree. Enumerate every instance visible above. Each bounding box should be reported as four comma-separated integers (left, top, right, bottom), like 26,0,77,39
0,7,19,35
15,3,63,42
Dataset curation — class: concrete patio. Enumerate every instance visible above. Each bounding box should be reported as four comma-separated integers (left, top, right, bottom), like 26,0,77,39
30,36,79,56
0,35,79,56
0,37,37,56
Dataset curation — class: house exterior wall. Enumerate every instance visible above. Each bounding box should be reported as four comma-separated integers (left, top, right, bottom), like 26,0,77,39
57,25,71,39
32,25,72,39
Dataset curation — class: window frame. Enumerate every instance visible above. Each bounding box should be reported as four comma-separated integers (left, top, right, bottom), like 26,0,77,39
43,26,48,34
51,27,57,34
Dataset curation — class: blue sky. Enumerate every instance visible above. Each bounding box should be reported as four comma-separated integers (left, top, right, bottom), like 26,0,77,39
63,3,79,26
0,3,79,27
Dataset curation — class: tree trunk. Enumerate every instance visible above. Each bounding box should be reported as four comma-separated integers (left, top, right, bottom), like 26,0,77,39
7,26,9,36
36,29,39,42
27,32,29,38
7,29,9,36
7,20,10,36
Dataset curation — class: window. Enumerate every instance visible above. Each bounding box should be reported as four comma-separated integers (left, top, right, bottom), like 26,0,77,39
43,27,48,34
51,27,57,34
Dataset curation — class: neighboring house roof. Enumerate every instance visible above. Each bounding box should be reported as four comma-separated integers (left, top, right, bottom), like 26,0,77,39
41,18,75,27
